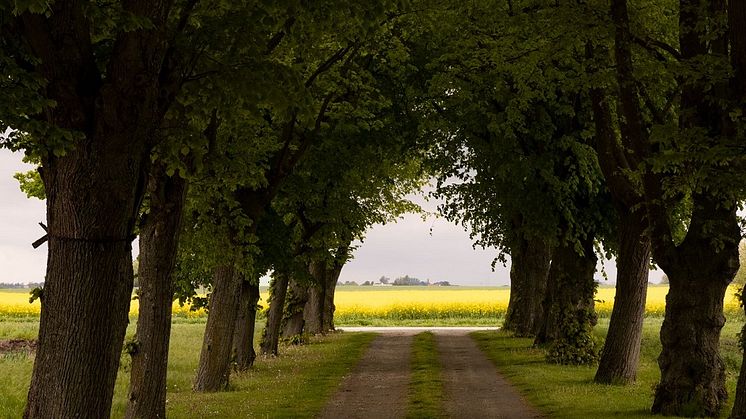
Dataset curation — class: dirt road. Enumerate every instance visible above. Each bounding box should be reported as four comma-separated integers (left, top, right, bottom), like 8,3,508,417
319,327,544,419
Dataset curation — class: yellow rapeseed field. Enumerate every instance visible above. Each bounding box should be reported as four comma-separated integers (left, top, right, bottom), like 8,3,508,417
0,290,207,319
0,285,742,321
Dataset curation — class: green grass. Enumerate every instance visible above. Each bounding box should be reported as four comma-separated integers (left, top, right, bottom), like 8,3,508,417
471,318,743,419
0,321,38,340
336,317,503,327
407,332,444,418
0,321,376,418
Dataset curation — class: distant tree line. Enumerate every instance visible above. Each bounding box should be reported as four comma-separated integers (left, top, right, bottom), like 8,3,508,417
0,282,44,289
337,275,451,286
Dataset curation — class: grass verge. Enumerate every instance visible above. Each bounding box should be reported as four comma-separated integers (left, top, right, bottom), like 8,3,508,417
0,321,376,418
407,332,444,418
336,316,503,327
471,318,742,419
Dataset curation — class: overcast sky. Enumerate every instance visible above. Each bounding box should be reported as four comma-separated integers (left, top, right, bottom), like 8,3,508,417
0,149,47,283
0,148,663,286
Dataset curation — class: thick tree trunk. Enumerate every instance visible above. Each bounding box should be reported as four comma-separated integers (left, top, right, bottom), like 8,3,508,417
18,4,173,416
24,134,149,419
650,200,740,417
534,237,598,365
504,235,552,337
304,261,326,335
25,232,136,418
651,271,731,416
282,279,309,338
261,272,290,355
535,260,559,343
594,208,649,385
232,278,260,371
322,264,343,332
125,167,187,418
193,265,242,392
304,287,324,335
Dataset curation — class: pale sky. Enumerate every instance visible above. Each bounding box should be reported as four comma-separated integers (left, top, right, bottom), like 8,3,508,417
0,148,662,286
0,149,47,283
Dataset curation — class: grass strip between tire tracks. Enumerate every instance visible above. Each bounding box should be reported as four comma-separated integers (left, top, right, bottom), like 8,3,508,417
407,331,445,418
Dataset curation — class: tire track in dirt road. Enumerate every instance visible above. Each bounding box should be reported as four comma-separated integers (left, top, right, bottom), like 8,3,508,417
436,331,545,419
319,332,414,419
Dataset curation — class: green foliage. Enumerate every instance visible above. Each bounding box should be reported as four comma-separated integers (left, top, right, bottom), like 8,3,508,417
281,333,308,346
421,1,614,261
13,169,43,200
122,338,139,357
27,287,42,304
545,314,600,366
172,1,429,289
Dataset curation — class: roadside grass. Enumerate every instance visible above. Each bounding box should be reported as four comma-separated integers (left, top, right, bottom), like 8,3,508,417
336,316,503,327
407,332,444,418
162,329,376,418
0,321,376,418
0,321,38,339
471,318,743,419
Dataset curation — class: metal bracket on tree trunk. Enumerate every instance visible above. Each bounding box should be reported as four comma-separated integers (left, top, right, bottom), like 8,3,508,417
32,222,48,249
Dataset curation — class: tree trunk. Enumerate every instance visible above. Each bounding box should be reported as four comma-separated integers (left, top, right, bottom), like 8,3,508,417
304,261,326,335
322,264,343,332
535,260,559,343
24,133,149,419
232,277,260,371
261,272,290,355
594,208,649,385
193,265,242,392
731,320,746,419
651,271,731,416
504,235,552,337
650,198,740,417
18,4,174,416
125,166,187,418
282,279,309,338
534,237,598,365
25,228,137,418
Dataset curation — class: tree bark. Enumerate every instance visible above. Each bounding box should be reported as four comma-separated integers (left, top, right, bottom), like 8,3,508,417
322,263,343,332
588,61,650,385
125,166,188,418
232,278,260,371
25,223,137,418
534,236,598,365
282,279,309,338
535,260,559,344
594,208,650,385
304,261,326,335
648,0,741,414
261,272,290,355
193,265,242,392
651,268,732,416
19,4,176,416
504,235,552,337
650,201,740,416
